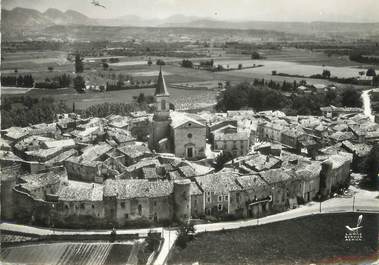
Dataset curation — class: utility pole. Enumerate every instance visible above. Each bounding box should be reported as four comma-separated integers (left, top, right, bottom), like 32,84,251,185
353,196,356,212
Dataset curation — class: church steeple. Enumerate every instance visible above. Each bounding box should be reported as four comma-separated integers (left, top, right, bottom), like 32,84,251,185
155,67,170,97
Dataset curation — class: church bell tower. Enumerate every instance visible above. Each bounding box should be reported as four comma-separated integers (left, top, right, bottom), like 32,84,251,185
148,67,172,151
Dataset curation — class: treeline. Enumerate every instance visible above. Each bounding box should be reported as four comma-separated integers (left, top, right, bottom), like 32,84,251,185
1,96,68,129
349,53,379,65
216,82,362,115
35,74,72,89
1,74,73,89
106,80,155,91
251,78,305,92
1,75,34,87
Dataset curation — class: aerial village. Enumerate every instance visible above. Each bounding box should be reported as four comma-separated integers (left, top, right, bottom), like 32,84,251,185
1,70,378,229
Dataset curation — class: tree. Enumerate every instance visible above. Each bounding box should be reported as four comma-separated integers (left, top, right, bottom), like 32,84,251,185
75,54,84,73
238,63,243,70
145,232,160,252
214,151,234,171
251,51,261,59
366,68,376,77
48,66,54,72
102,62,109,70
341,88,362,107
181,59,193,68
272,70,277,75
147,58,152,66
73,75,85,92
156,59,166,66
176,222,195,249
322,69,331,79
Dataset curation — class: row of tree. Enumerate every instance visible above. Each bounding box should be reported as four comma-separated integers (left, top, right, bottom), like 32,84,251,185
1,74,34,87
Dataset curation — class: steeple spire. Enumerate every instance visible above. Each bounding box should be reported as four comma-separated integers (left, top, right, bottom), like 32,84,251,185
155,67,170,96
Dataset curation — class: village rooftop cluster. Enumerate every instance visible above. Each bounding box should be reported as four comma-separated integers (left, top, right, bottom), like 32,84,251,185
1,70,378,228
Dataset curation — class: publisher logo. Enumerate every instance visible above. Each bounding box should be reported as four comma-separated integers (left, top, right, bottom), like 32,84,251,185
345,215,363,241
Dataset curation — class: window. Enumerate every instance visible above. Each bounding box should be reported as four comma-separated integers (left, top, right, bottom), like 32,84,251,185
154,201,157,207
218,204,223,211
224,195,228,201
206,208,211,215
194,199,197,206
92,205,95,209
218,195,223,202
207,197,211,203
124,213,129,219
65,205,69,209
138,204,142,216
120,202,125,209
187,133,192,138
207,191,211,196
187,147,194,158
80,204,85,209
188,123,192,126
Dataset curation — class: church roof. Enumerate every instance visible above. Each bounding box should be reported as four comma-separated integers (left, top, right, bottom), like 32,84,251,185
155,68,170,96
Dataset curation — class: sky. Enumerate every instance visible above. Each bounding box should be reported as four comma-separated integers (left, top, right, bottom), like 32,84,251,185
2,0,379,22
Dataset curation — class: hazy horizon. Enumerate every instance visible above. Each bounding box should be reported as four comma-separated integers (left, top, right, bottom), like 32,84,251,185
3,0,379,23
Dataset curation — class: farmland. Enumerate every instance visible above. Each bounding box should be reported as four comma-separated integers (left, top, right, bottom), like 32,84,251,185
168,213,379,265
1,241,134,265
1,46,376,113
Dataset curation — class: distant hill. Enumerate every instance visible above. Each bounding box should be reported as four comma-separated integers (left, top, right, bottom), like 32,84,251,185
2,7,379,41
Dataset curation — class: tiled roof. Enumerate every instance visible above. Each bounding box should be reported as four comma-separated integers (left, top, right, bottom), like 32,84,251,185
214,131,249,141
236,175,269,191
57,181,103,201
259,169,292,185
178,165,196,178
195,172,242,194
118,144,151,159
170,112,205,129
244,153,281,172
126,158,161,172
19,167,67,191
190,182,203,195
81,143,113,161
104,179,173,199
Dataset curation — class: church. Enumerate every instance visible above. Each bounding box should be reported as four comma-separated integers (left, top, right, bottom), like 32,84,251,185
148,68,207,160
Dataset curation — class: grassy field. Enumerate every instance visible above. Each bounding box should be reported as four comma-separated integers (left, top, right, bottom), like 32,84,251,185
168,213,379,265
1,242,134,265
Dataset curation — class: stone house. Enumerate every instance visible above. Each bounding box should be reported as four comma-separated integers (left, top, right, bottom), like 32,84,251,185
319,153,353,197
259,169,296,211
55,181,104,226
103,179,174,226
213,131,250,157
190,182,204,218
194,172,243,218
236,174,272,218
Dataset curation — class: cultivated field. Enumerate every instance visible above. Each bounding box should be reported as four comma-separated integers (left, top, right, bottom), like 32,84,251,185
168,213,379,265
19,86,217,111
1,48,373,112
1,242,134,265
